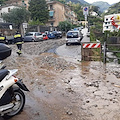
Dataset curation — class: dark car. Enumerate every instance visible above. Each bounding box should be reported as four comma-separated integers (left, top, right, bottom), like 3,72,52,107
52,31,62,38
6,37,15,44
47,33,56,39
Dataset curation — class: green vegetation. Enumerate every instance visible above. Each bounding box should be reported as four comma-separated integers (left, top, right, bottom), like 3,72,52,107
103,2,120,15
89,16,103,42
67,2,84,21
0,0,8,5
58,20,72,32
2,7,30,29
28,0,49,25
92,1,110,13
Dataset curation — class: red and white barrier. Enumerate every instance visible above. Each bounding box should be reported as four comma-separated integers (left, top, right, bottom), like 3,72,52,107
83,43,101,48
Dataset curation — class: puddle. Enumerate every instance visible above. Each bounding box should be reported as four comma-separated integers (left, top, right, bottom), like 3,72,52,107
3,44,120,120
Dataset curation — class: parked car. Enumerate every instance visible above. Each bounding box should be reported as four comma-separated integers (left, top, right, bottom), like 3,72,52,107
42,33,48,40
47,33,56,39
52,31,62,38
7,37,15,44
23,32,43,42
66,30,82,45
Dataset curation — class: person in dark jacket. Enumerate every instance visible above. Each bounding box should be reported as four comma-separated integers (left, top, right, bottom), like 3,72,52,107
14,31,24,55
0,32,7,44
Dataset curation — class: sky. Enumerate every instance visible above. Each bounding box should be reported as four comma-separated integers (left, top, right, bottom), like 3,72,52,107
85,0,120,5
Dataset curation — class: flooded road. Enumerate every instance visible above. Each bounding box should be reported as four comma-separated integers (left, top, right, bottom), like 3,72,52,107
56,44,81,63
0,39,120,120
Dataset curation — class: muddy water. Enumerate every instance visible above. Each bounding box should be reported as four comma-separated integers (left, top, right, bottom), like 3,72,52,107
1,44,120,120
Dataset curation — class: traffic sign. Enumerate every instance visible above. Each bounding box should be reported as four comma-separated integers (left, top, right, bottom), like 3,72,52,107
83,6,88,15
84,7,88,11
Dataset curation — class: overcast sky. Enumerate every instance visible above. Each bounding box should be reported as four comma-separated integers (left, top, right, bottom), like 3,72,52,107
85,0,120,5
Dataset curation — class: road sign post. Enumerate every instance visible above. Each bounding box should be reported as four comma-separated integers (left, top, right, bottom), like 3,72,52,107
83,7,88,28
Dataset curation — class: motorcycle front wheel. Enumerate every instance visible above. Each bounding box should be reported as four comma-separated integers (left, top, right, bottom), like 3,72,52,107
3,89,25,119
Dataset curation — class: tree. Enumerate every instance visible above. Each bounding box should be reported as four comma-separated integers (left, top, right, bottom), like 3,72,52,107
67,3,84,21
28,0,49,25
58,21,72,32
0,0,8,5
2,7,30,30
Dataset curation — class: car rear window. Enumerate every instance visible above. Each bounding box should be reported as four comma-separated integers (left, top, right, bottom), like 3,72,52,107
25,33,34,36
67,32,78,38
35,33,42,36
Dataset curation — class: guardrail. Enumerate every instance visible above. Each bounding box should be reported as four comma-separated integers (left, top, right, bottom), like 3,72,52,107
103,42,120,64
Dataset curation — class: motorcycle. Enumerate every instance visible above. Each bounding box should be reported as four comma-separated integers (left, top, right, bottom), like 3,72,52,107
0,43,29,119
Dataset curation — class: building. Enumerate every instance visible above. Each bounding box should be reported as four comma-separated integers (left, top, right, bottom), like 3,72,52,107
103,14,120,32
46,1,78,27
0,5,19,20
4,0,29,9
64,5,78,25
90,11,98,16
2,0,78,27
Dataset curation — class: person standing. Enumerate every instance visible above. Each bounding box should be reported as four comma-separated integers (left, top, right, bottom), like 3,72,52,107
14,31,24,56
0,32,7,44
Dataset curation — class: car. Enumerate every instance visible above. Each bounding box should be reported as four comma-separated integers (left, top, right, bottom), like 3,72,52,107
23,32,43,42
47,33,56,39
7,37,15,44
86,32,90,37
80,32,83,40
42,33,48,40
66,30,82,45
52,31,62,38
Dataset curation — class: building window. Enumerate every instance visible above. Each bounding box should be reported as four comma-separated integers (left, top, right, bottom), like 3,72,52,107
49,11,54,18
50,5,53,10
106,18,108,21
51,22,53,26
8,8,10,12
106,26,108,29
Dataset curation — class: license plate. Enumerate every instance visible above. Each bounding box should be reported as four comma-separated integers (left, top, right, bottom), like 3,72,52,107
69,40,77,42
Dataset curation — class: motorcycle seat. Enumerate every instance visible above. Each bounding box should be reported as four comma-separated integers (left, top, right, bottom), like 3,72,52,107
0,69,9,82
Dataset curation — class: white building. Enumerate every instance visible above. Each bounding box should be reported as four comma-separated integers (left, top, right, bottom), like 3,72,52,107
90,11,98,16
0,5,19,22
103,14,120,32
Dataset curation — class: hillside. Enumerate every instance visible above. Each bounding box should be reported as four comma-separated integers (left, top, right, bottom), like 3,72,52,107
66,0,89,5
78,0,89,5
104,2,120,15
92,1,110,12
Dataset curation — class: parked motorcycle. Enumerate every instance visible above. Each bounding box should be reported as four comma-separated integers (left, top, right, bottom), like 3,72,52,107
0,43,29,119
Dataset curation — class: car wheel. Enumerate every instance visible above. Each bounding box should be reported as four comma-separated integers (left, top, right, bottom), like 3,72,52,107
66,43,69,46
32,39,35,42
78,42,81,45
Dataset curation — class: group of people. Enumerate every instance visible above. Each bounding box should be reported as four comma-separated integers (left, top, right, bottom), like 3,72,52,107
0,31,24,56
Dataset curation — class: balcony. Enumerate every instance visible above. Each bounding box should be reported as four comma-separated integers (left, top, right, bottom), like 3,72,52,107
65,12,69,17
48,18,55,22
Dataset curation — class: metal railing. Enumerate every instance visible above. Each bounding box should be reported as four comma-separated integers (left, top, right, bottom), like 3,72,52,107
103,40,120,64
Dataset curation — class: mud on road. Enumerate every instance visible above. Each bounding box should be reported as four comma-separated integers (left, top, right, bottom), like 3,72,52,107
1,39,120,120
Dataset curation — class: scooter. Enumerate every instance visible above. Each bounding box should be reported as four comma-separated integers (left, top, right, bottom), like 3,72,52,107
0,63,29,119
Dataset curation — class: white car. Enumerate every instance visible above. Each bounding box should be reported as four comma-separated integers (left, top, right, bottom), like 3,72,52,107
23,32,43,42
66,30,82,45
